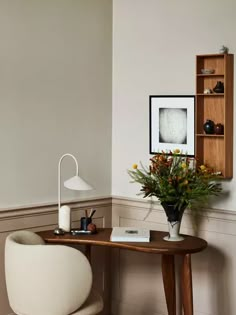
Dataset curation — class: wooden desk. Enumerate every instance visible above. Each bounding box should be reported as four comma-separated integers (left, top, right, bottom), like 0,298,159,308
38,228,207,315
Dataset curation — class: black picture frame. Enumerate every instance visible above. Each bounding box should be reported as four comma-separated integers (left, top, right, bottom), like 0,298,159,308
149,95,195,156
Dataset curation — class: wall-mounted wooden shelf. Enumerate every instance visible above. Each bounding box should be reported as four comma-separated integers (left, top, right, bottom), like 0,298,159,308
196,134,224,138
196,93,224,96
195,53,234,178
197,74,224,77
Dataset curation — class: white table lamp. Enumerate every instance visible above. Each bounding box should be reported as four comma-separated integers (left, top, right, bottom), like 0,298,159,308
55,153,93,235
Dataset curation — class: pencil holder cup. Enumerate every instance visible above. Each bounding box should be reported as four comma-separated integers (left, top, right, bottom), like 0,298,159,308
80,217,92,231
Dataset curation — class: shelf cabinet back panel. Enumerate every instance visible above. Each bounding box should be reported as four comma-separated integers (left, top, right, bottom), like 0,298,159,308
196,137,225,174
196,55,225,75
196,77,225,94
196,97,224,133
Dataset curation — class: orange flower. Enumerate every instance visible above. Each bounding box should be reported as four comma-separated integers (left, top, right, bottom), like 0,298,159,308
127,150,222,211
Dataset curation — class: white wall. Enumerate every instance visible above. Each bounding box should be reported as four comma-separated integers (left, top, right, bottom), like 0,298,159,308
112,0,236,211
0,0,112,209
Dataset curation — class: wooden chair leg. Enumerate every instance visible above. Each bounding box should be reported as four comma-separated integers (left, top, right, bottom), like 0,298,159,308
85,244,91,262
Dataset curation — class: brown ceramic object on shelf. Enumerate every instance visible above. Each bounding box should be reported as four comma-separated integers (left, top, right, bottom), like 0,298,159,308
214,123,224,135
87,223,97,233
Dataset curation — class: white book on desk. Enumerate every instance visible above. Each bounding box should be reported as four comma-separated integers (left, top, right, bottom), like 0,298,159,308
110,227,150,242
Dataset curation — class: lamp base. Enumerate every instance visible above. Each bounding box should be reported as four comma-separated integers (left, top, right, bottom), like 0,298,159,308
58,205,71,232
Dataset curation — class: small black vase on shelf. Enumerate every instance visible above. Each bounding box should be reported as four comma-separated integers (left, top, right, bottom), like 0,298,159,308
213,81,224,93
203,119,215,134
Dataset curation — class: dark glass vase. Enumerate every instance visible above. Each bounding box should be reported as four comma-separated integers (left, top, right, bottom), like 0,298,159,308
203,119,215,134
161,201,188,242
161,202,187,222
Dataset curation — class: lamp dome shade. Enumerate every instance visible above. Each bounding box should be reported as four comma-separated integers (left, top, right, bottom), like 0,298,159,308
64,175,93,191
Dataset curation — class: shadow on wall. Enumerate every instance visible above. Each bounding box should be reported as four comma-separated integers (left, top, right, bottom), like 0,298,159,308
193,245,230,315
189,190,230,236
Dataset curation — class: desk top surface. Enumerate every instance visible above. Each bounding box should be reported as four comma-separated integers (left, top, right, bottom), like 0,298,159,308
38,228,207,255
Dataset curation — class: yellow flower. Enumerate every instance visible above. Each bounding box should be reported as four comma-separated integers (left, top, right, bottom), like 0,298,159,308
181,162,187,169
173,148,180,154
132,163,138,169
200,165,206,171
183,179,188,185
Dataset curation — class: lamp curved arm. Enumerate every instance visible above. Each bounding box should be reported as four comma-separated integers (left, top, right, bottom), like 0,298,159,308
58,153,79,210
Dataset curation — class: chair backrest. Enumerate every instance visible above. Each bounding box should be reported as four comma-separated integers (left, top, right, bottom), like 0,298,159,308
5,230,93,315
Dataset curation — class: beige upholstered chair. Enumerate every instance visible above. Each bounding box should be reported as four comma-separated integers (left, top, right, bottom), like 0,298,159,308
5,230,103,315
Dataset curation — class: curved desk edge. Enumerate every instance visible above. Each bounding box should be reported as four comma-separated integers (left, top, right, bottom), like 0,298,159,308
37,228,208,255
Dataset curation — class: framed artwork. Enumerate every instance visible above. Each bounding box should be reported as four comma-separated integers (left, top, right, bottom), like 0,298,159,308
149,95,195,156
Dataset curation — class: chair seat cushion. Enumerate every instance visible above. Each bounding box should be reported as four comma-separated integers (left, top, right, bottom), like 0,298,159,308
12,290,103,315
71,290,103,315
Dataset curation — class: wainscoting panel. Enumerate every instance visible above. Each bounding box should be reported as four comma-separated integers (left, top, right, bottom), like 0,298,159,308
0,197,112,315
111,196,236,315
1,196,236,315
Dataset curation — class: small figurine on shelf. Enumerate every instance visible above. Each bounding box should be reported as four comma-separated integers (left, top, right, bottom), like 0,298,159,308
219,45,229,54
203,119,215,134
204,88,212,94
213,81,224,93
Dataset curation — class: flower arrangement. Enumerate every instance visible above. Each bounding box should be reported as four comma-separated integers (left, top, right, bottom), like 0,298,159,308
128,149,222,211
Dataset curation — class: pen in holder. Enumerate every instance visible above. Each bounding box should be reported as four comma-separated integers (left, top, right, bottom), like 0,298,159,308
80,208,97,231
80,217,92,231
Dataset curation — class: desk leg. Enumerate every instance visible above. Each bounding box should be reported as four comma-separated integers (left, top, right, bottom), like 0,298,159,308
181,254,193,315
162,254,176,315
85,244,91,262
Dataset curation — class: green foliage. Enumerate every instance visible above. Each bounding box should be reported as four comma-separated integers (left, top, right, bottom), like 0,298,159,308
128,151,222,210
